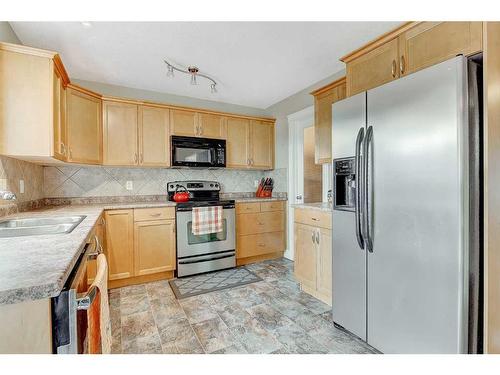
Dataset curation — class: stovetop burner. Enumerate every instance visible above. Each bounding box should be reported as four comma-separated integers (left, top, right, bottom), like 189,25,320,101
167,180,234,210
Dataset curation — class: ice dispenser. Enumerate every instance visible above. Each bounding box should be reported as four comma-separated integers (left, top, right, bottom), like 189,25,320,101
333,157,356,212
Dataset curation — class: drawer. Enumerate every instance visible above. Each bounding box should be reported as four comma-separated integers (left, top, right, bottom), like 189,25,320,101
294,208,331,229
237,211,284,235
134,207,175,222
236,202,261,214
237,232,285,258
260,201,284,212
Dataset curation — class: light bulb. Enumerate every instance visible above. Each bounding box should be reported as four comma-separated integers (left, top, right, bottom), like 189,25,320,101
190,74,197,85
166,65,174,78
210,84,217,94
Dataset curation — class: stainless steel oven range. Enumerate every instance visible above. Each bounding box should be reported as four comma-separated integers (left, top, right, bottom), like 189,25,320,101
167,180,235,277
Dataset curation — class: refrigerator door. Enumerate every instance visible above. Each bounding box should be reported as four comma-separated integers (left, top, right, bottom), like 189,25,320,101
366,57,468,353
331,92,367,340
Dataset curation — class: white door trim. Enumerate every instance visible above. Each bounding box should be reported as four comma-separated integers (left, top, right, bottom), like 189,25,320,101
286,105,314,261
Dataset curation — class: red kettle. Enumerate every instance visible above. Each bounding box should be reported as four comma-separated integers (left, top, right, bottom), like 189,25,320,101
173,185,190,202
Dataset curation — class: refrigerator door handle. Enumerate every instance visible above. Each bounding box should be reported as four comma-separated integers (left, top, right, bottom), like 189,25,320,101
355,127,365,250
363,125,374,252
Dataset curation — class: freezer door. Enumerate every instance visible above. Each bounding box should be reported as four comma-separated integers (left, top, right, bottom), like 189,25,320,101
331,92,367,340
366,57,468,353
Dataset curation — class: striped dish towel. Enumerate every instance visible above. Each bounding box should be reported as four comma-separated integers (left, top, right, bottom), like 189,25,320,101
192,206,223,235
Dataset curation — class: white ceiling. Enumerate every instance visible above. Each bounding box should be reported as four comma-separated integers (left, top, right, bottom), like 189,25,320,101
11,22,401,109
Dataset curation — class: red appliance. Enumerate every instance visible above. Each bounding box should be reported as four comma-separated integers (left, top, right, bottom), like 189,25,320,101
173,186,190,202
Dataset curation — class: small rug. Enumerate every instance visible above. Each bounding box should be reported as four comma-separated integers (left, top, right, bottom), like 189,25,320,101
169,267,262,299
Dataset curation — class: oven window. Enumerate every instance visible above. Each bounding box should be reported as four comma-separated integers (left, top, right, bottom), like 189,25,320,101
187,219,227,244
175,147,212,163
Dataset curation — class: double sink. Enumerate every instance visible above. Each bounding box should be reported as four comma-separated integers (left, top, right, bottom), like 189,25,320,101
0,215,86,238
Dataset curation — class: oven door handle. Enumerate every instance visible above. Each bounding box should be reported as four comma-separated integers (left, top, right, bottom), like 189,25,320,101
178,253,235,264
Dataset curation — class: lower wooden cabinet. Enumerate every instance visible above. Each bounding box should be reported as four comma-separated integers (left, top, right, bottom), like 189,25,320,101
294,208,332,305
236,200,286,265
134,219,176,276
104,207,176,287
105,209,135,281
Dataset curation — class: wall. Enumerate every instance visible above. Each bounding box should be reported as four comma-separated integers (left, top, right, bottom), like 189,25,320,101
44,165,287,198
0,22,20,43
73,79,268,118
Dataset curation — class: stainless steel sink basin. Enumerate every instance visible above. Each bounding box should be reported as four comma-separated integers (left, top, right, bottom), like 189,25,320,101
0,215,86,238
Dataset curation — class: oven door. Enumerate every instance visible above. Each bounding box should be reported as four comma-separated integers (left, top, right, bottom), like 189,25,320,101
176,207,235,258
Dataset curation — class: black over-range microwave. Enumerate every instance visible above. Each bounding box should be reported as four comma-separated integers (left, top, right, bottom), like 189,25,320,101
171,136,226,168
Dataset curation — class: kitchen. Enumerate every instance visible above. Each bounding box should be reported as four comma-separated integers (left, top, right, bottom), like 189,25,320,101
1,4,500,371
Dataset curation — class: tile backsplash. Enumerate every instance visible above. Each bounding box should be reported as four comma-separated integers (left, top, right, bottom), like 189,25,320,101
0,156,44,204
44,165,287,198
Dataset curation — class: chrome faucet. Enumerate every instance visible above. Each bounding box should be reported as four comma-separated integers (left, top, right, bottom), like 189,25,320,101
0,190,17,200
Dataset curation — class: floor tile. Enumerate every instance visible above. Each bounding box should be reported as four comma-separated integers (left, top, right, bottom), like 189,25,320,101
158,318,205,354
230,318,282,354
121,310,157,343
191,317,235,353
150,297,187,331
122,333,163,354
179,294,219,324
119,284,147,297
121,293,150,316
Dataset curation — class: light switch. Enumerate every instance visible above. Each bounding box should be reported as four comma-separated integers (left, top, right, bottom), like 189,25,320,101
19,179,25,194
126,180,133,190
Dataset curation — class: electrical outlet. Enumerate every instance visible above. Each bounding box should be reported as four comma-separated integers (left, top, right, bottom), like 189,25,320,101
126,180,133,190
19,179,25,194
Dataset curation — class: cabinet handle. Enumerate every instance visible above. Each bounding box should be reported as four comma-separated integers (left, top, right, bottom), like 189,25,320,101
199,126,203,135
69,147,73,159
316,231,320,244
101,217,105,225
311,217,319,221
134,153,138,164
150,213,162,217
258,243,265,247
140,153,144,164
391,60,397,78
400,55,406,75
311,232,315,244
60,142,66,155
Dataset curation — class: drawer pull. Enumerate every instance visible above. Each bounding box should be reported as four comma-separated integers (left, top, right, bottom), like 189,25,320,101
150,213,162,217
258,243,265,247
311,218,319,221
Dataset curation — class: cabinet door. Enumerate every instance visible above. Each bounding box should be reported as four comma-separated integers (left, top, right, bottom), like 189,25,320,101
399,22,482,76
198,113,224,139
66,88,102,164
170,109,197,137
346,37,399,96
103,101,138,166
134,219,176,276
138,105,170,166
314,81,346,164
226,117,250,168
294,223,317,290
105,210,134,280
316,228,332,301
52,70,66,161
250,120,274,169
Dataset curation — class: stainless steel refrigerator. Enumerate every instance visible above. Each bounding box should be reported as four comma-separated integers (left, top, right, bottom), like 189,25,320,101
331,55,482,354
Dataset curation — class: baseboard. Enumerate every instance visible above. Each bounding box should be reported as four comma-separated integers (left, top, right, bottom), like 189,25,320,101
236,251,284,266
108,271,174,289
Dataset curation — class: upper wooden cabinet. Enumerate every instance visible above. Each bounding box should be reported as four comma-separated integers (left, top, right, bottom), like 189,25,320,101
170,109,224,138
226,118,274,170
226,117,251,168
0,43,70,160
170,109,198,137
103,101,138,166
310,77,347,164
198,113,224,138
138,105,170,166
345,37,400,96
398,22,482,76
342,22,483,96
66,85,102,164
250,120,274,169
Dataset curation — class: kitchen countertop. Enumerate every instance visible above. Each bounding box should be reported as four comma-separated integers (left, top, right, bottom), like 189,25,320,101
0,197,287,306
0,202,175,306
232,197,287,203
292,202,332,212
